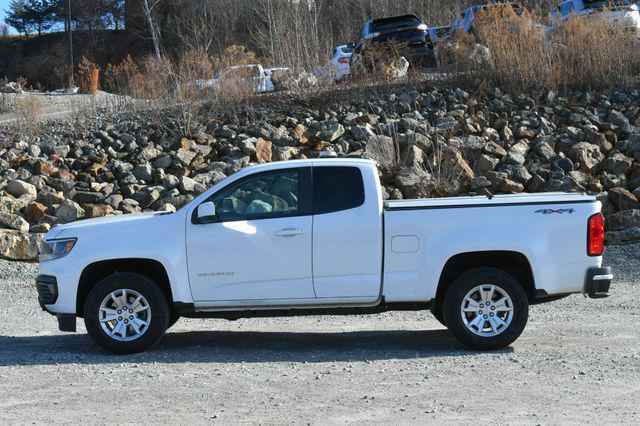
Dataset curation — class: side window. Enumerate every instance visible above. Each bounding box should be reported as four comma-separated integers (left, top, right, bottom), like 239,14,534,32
313,167,365,215
209,168,310,222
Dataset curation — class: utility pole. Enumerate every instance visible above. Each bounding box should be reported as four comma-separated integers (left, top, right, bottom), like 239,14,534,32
66,0,74,89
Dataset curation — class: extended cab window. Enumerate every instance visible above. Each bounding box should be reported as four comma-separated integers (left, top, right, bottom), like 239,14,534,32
209,168,310,222
313,167,365,215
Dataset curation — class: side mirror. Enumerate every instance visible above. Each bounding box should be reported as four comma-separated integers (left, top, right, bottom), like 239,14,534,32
347,42,355,49
197,202,216,223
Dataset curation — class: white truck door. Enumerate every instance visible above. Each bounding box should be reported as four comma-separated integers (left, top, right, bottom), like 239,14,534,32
312,164,383,299
186,167,315,303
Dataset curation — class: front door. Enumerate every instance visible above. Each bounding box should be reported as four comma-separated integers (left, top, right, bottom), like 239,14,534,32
186,167,314,303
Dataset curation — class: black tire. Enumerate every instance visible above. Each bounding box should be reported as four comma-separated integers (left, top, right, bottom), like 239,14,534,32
83,272,170,355
430,305,446,327
443,268,529,351
167,313,180,329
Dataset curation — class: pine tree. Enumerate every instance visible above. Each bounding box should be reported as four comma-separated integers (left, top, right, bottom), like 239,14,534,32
4,0,30,35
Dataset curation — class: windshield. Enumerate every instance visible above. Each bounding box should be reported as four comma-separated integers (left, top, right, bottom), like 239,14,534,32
341,45,354,54
371,15,422,32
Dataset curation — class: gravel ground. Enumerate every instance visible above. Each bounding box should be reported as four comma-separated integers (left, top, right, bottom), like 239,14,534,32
0,245,639,424
0,91,129,125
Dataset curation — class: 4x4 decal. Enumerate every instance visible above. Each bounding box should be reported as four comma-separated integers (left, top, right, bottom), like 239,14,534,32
535,208,576,215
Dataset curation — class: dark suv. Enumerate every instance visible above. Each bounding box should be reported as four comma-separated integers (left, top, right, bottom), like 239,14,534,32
350,14,435,76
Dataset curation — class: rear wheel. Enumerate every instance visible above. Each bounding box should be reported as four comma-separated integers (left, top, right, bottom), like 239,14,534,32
443,268,529,351
84,272,170,355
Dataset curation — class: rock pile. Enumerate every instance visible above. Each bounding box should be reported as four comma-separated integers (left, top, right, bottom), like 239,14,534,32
1,84,640,259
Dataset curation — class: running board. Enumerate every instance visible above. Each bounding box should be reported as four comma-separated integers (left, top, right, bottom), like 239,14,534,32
174,301,429,320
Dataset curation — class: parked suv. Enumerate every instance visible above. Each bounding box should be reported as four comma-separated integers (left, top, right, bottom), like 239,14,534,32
331,44,354,81
350,14,435,76
552,0,640,35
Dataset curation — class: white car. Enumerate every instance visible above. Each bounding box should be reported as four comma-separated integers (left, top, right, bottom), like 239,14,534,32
552,0,640,35
37,159,612,354
331,44,354,81
195,64,288,94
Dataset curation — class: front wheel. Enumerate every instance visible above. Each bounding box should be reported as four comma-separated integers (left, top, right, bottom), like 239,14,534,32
84,272,170,355
443,268,529,351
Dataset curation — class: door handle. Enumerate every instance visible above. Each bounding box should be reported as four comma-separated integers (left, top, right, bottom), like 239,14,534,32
275,228,304,237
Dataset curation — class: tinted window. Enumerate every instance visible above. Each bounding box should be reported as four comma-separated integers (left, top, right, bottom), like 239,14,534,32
371,15,422,33
209,169,309,222
313,167,365,215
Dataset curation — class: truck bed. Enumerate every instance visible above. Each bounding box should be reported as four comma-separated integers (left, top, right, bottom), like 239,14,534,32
382,191,602,304
384,192,597,210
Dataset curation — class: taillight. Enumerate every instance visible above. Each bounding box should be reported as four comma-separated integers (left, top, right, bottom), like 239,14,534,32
588,213,604,256
338,57,350,64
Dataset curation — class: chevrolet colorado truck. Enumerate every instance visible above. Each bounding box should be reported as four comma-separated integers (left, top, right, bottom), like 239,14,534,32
36,159,613,354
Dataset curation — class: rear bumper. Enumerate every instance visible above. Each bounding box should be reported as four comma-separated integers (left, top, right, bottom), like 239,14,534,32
584,267,613,299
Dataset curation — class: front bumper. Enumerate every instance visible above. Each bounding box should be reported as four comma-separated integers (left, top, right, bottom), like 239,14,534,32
36,274,77,332
584,267,613,299
36,275,58,308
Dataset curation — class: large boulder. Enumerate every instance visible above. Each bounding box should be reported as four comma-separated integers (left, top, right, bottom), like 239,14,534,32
607,209,640,232
255,138,273,163
0,230,45,261
608,188,639,211
602,153,633,175
55,199,85,223
394,167,431,199
6,180,37,198
0,213,30,232
569,143,604,172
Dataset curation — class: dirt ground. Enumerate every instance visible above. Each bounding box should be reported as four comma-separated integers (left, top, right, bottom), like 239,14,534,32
0,244,639,424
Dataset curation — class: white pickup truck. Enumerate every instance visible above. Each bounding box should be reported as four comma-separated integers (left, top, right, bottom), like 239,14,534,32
37,159,612,354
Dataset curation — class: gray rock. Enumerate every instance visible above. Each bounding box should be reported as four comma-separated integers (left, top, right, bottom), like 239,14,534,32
506,151,526,166
179,176,206,194
533,140,556,161
74,191,105,205
0,213,30,232
0,230,45,261
602,153,633,174
607,110,629,127
55,199,85,223
609,188,639,211
394,167,431,198
175,148,197,166
6,180,37,198
138,145,160,162
319,123,345,142
0,196,28,215
131,187,162,209
477,154,499,174
153,155,172,169
133,164,154,183
569,143,604,172
607,209,640,232
606,226,640,245
436,116,458,133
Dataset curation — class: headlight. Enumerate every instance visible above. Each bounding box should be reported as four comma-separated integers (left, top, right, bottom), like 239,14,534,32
39,238,77,262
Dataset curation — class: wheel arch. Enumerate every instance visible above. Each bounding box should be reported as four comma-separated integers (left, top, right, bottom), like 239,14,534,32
76,258,174,317
433,251,535,309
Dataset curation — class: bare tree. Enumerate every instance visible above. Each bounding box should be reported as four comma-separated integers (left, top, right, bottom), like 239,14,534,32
142,0,163,59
